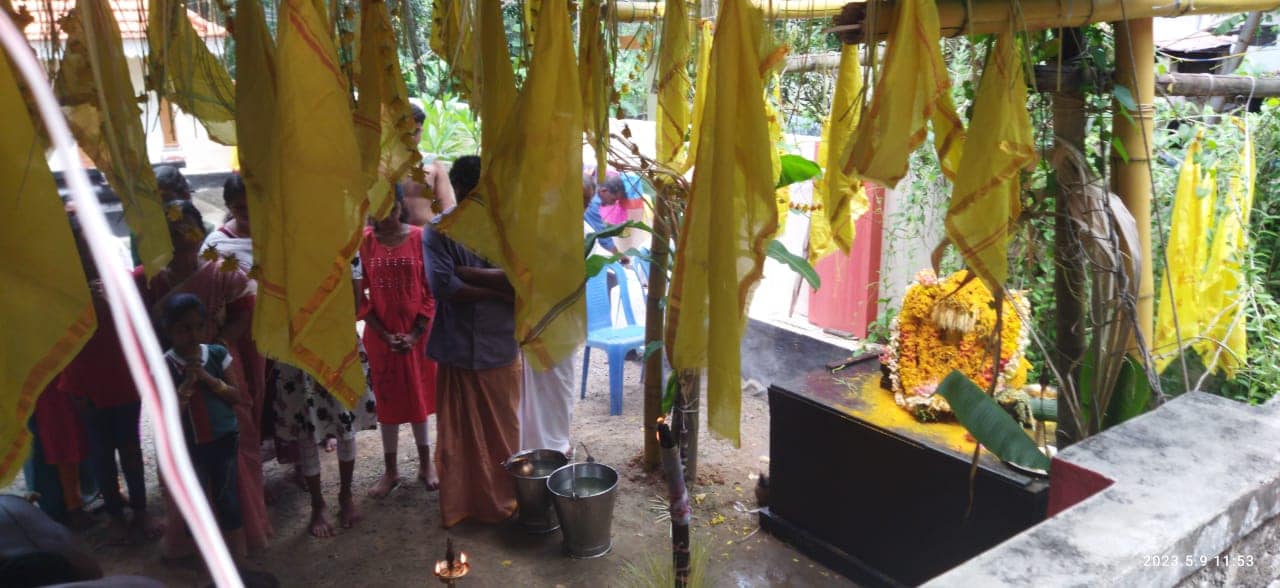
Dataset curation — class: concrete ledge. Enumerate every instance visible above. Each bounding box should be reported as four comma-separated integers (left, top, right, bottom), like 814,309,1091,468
926,393,1280,587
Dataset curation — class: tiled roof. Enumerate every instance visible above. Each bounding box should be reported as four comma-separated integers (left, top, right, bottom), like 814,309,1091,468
16,0,227,41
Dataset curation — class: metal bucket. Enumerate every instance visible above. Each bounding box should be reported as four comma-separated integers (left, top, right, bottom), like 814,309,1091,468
503,449,569,534
547,462,619,558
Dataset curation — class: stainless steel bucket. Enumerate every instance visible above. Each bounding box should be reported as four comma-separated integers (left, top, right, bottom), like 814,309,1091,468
503,449,569,534
547,462,619,558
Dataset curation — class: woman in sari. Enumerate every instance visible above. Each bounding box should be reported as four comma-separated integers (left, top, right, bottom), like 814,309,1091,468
139,200,273,554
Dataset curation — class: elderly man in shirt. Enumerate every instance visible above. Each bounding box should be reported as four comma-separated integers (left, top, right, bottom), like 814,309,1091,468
423,155,521,528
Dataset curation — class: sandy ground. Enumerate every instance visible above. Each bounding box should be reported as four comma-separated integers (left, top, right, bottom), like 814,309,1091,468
9,356,853,588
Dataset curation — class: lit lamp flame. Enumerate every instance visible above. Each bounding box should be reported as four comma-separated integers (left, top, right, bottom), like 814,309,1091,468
433,538,470,585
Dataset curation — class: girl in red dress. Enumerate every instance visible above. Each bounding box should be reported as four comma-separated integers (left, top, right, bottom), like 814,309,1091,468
359,191,440,496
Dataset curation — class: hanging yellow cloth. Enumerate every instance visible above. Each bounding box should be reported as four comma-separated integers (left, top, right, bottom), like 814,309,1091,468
810,44,866,264
355,0,423,221
655,0,691,167
1195,120,1254,376
437,0,585,371
666,0,779,447
55,0,172,276
234,0,291,358
475,0,517,162
765,74,790,229
429,0,475,99
147,0,237,145
579,0,609,181
0,56,96,485
684,19,714,175
271,0,366,405
523,0,542,50
1154,131,1213,373
842,0,964,187
944,32,1035,293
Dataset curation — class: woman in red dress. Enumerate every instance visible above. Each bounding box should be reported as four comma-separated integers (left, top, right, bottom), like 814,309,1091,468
137,201,273,554
359,191,440,497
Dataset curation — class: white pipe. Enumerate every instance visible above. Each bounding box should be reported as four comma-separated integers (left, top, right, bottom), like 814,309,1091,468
0,12,243,588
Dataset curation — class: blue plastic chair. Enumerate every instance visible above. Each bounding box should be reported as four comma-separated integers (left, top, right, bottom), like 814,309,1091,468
581,263,645,415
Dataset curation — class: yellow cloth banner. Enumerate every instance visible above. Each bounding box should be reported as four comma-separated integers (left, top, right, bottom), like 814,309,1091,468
147,0,237,145
943,33,1034,292
1196,120,1254,376
438,0,585,371
1155,123,1255,376
429,0,475,100
843,0,964,187
810,44,867,264
655,0,691,167
271,0,366,405
765,76,790,230
667,0,780,447
0,55,96,485
579,0,609,180
56,0,172,276
684,19,714,175
355,0,423,221
1154,131,1212,372
236,0,289,358
475,0,517,164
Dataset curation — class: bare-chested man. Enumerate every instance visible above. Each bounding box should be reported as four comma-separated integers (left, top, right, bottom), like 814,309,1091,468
402,103,457,226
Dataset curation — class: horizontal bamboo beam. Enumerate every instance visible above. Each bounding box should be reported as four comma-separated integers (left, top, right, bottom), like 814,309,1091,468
613,0,847,21
841,0,1280,44
1034,65,1280,98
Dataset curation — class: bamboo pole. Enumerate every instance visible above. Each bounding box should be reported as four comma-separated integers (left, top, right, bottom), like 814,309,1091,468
1051,28,1087,448
842,0,1280,44
1035,66,1280,98
1112,17,1156,351
643,189,675,470
614,0,845,21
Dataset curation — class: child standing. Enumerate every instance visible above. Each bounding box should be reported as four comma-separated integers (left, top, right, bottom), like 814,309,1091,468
360,190,439,497
159,294,246,559
60,216,157,541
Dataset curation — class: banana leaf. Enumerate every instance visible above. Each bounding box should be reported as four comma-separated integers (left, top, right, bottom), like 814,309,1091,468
937,371,1051,472
766,239,820,289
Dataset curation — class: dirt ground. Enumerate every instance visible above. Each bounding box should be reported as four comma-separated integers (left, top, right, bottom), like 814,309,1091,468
8,356,852,587
7,188,853,587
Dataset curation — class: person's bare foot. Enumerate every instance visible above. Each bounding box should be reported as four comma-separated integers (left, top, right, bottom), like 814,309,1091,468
338,491,362,528
308,507,335,538
417,466,440,492
64,508,94,531
368,473,401,498
323,437,337,453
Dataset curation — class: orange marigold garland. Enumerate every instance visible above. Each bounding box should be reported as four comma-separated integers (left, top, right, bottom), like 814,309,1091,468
881,269,1032,422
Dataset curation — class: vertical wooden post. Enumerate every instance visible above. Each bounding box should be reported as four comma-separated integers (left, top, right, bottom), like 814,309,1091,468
643,188,674,470
159,97,180,149
1051,28,1087,447
1111,17,1156,352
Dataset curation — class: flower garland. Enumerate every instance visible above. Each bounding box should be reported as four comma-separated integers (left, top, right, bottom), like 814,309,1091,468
881,269,1032,422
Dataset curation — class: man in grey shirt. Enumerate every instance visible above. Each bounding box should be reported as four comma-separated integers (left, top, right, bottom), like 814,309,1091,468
423,155,522,527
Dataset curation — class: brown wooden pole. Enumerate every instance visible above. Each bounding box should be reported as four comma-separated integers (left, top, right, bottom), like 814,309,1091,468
1034,66,1280,98
1050,28,1088,448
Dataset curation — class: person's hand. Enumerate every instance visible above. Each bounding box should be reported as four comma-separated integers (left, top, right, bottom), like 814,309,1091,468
391,333,413,353
191,365,217,387
400,331,419,350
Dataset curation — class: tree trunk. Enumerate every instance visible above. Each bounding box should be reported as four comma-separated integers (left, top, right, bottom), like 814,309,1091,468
672,369,700,485
1207,11,1266,113
1050,28,1088,448
396,0,430,96
643,191,674,470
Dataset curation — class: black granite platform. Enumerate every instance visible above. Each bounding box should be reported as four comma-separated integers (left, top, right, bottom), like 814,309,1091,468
745,319,1048,586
